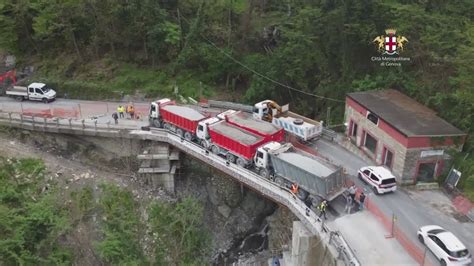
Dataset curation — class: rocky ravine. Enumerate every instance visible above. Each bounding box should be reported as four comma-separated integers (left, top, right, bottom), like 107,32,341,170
0,128,295,264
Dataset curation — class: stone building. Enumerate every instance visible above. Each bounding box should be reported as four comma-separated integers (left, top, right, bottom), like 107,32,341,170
344,89,466,184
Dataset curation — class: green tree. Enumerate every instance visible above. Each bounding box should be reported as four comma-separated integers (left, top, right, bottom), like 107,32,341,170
95,183,146,264
149,197,210,265
0,158,72,265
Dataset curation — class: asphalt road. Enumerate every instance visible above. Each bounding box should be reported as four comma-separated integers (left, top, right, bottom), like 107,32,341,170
314,138,474,265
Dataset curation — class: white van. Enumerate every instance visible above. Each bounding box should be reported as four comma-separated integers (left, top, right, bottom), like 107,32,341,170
358,166,397,194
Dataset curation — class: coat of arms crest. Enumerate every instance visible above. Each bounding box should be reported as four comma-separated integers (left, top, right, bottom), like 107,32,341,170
373,29,408,55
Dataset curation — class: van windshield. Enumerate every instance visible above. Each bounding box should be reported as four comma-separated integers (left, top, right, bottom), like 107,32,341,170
42,86,50,93
381,178,396,185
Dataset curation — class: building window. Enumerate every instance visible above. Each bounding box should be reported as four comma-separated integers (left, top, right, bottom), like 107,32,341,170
350,121,358,138
364,132,377,154
383,147,394,169
367,112,379,125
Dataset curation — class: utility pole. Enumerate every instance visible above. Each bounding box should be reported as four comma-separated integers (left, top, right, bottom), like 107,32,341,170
326,106,331,128
385,213,397,238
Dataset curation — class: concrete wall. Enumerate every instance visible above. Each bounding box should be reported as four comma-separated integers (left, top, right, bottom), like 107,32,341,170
283,221,340,266
16,129,178,191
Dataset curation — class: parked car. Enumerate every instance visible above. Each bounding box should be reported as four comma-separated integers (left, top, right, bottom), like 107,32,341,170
417,225,472,266
357,166,397,194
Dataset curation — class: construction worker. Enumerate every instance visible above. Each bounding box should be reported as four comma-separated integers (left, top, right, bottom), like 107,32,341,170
290,183,299,194
359,192,366,211
112,112,119,124
318,200,328,219
127,104,135,119
348,185,356,202
344,195,353,214
117,105,125,118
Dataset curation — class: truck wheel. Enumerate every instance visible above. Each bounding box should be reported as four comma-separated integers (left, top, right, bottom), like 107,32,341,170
226,153,236,163
259,168,269,179
152,119,161,128
163,123,170,130
297,189,308,201
211,145,219,154
176,128,183,137
275,176,285,187
236,158,247,168
184,132,193,141
200,140,208,149
42,98,48,103
15,96,24,101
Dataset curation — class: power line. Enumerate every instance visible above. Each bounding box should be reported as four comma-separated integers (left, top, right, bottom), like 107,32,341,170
180,15,346,103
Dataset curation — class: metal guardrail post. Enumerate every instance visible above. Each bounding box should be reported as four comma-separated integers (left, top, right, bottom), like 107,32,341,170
8,113,12,122
43,117,47,129
107,121,110,129
56,118,59,128
78,104,82,118
81,119,85,129
68,118,72,128
20,114,23,124
94,120,97,131
32,116,35,129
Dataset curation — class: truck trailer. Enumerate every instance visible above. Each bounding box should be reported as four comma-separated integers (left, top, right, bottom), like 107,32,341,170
205,119,267,167
149,98,207,140
253,100,323,141
254,142,345,201
218,110,285,143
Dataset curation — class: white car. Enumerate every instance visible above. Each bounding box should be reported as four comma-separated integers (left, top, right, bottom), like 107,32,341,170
417,225,472,265
357,166,397,194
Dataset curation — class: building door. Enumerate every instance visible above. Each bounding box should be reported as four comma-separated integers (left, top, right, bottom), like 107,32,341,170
416,162,437,182
383,148,393,169
351,122,358,138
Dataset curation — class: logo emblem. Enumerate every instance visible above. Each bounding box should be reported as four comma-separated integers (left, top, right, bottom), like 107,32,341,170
373,29,408,55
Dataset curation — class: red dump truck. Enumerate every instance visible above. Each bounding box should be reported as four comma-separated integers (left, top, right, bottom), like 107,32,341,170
218,110,285,143
195,117,267,167
149,98,207,140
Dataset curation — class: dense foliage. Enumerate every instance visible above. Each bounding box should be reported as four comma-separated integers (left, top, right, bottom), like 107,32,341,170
0,157,210,264
95,183,146,264
0,158,72,264
149,197,210,265
90,185,210,265
0,1,473,194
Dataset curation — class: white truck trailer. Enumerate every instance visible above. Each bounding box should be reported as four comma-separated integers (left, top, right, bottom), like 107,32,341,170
6,83,56,103
253,100,323,141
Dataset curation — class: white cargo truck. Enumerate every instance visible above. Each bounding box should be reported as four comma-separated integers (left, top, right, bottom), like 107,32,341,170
6,82,56,103
253,100,323,141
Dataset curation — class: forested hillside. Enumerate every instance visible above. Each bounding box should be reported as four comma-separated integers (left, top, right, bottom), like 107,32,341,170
0,157,209,264
0,0,473,196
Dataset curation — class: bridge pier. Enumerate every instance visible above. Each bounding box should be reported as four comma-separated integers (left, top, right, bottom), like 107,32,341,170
282,221,341,266
137,142,180,193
